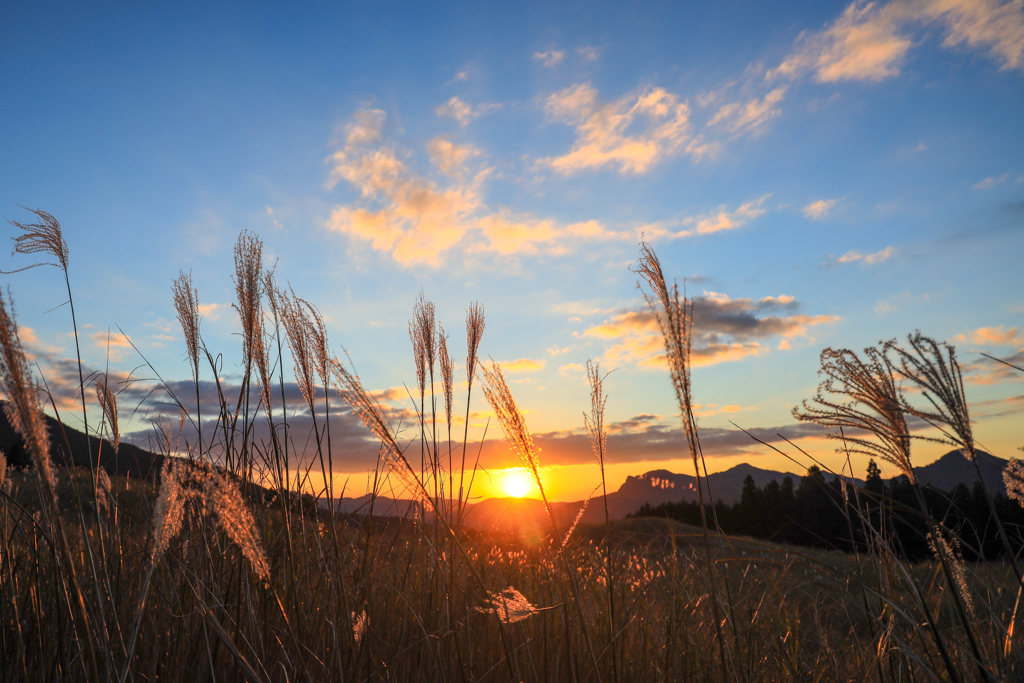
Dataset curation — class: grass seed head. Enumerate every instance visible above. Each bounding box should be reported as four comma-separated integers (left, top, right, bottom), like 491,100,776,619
794,346,915,482
439,324,454,430
887,332,975,460
202,469,271,586
1005,458,1024,507
4,207,69,273
465,301,485,387
95,375,119,453
172,270,201,377
151,459,187,562
0,291,56,499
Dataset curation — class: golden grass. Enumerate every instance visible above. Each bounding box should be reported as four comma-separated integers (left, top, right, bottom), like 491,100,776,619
0,220,1021,681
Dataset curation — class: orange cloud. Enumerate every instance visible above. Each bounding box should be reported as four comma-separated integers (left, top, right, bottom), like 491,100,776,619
956,325,1024,347
327,107,618,266
769,0,1024,84
707,87,787,136
197,302,228,320
434,96,501,126
834,246,894,266
500,358,546,373
540,83,710,175
803,198,837,219
644,195,772,240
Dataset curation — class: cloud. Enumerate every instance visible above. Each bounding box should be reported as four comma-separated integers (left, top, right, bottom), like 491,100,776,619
532,50,565,67
769,0,1024,84
197,302,228,321
803,198,838,219
576,46,600,61
585,291,839,368
434,97,500,126
327,107,618,267
833,245,894,265
500,358,546,373
707,87,787,136
963,350,1024,385
874,290,928,314
955,325,1024,347
427,137,479,176
646,195,772,239
476,420,830,469
539,83,711,175
974,171,1012,189
90,331,133,360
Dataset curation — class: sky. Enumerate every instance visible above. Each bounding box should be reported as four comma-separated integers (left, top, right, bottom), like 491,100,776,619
1,0,1022,502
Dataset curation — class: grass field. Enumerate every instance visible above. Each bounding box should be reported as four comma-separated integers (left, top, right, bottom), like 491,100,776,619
0,214,1021,681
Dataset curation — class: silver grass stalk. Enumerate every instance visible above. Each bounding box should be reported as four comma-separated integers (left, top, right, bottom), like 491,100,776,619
794,346,915,482
332,358,432,508
480,361,544,496
171,270,201,381
1005,458,1024,507
887,333,976,459
439,325,454,433
0,291,56,499
3,207,69,273
95,375,119,453
150,459,187,562
927,529,975,619
202,468,271,586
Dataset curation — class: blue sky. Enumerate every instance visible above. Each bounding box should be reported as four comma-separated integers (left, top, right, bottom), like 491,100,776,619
2,0,1022,500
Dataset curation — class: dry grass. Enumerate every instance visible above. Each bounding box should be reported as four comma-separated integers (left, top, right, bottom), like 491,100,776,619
0,223,1021,681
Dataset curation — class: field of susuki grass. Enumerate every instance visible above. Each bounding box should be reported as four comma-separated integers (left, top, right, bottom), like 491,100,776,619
1,208,1023,681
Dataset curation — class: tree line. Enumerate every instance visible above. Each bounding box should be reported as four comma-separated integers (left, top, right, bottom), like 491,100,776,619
630,460,1024,561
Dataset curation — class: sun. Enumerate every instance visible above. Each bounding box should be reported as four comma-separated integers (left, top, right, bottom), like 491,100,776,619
500,468,534,498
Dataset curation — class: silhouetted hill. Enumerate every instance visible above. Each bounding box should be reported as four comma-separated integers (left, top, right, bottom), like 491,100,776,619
0,401,164,480
912,449,1005,494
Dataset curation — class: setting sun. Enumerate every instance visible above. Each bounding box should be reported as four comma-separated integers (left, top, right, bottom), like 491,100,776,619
499,468,535,498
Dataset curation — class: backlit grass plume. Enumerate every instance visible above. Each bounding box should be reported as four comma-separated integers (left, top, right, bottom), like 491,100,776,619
95,374,119,453
1005,458,1024,507
0,291,56,498
794,346,915,482
886,332,976,459
332,358,432,508
172,270,201,381
3,207,69,273
480,361,544,498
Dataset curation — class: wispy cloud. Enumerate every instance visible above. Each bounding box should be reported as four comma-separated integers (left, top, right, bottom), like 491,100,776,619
539,83,711,175
576,46,600,61
434,96,501,126
803,198,838,219
831,245,894,265
532,49,565,67
769,0,1024,84
973,170,1012,189
644,195,772,239
707,87,787,137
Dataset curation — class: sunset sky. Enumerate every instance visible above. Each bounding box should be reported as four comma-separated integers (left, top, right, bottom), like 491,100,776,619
2,1,1022,502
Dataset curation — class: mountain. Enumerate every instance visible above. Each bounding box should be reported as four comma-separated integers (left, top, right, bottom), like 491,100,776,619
910,449,1006,494
0,401,164,479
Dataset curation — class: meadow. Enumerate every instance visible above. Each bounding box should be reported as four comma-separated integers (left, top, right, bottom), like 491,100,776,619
0,210,1022,681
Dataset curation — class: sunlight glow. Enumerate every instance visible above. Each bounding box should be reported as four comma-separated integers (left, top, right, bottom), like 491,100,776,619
499,468,535,498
